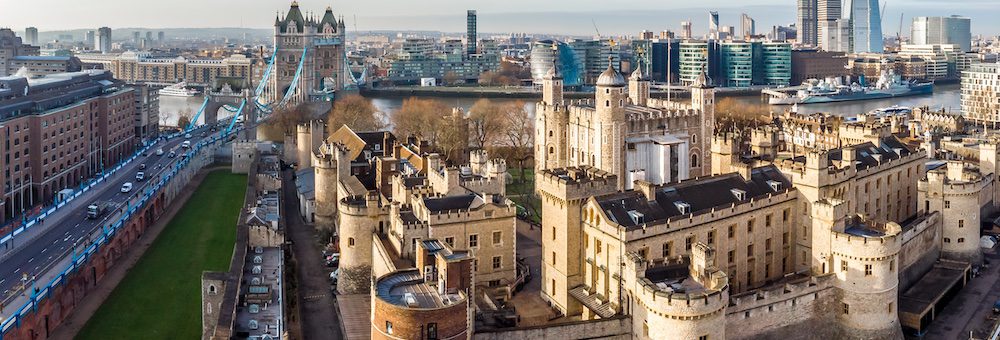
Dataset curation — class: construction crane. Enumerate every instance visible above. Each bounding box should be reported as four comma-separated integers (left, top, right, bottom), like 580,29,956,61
897,12,904,49
592,19,602,39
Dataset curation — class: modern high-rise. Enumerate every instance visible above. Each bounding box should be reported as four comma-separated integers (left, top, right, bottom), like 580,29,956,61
797,0,819,46
24,27,38,46
848,0,883,53
132,31,141,45
961,63,1000,125
157,31,165,45
740,14,755,38
681,21,693,39
467,10,477,55
96,27,112,53
85,30,95,49
817,0,842,51
709,11,720,39
912,16,972,52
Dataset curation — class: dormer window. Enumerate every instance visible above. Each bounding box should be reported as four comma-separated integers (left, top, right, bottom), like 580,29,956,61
674,201,691,214
767,180,782,192
731,189,747,201
627,210,645,224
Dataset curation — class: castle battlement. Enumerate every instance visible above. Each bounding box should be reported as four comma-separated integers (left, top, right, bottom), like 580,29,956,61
625,252,729,318
829,225,902,260
728,274,834,312
338,194,387,217
537,167,619,201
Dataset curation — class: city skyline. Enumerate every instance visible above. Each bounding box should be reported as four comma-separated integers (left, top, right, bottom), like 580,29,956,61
1,0,998,36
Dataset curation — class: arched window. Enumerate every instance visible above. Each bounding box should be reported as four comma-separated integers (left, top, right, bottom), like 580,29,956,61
548,146,554,154
944,237,951,243
208,285,217,294
692,134,698,144
549,130,553,137
619,100,623,106
691,154,700,168
605,100,610,107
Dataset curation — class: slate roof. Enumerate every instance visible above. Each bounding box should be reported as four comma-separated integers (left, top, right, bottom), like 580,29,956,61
595,165,791,229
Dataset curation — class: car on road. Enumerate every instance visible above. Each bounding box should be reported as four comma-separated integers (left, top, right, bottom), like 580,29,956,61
155,148,164,156
120,182,133,193
182,141,191,149
139,163,146,170
136,171,145,181
168,151,176,158
86,201,112,219
184,133,192,139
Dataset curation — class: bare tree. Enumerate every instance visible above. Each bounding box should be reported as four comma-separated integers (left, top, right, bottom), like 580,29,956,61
714,97,772,133
392,98,467,162
326,94,385,135
468,99,505,150
478,70,498,86
499,101,533,179
176,108,194,129
442,71,460,86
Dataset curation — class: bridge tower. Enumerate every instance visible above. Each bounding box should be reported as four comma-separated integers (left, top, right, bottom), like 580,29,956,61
272,2,347,106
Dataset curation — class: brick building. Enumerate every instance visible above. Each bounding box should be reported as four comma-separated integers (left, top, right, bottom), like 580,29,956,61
0,69,135,221
790,49,848,85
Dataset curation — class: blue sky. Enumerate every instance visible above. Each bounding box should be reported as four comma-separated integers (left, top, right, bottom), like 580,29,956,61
1,0,996,36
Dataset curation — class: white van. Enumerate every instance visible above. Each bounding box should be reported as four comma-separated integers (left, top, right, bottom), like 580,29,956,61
181,141,191,149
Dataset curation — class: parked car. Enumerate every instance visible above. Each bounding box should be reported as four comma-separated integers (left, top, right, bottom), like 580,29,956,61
329,269,339,283
120,182,133,193
326,253,340,267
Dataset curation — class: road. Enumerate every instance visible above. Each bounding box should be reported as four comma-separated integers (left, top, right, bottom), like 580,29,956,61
0,124,220,305
281,167,342,340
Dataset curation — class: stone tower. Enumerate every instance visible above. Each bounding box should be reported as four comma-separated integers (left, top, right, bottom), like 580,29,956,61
814,199,904,339
690,68,716,176
594,61,627,188
272,2,347,105
918,161,989,266
336,192,387,294
536,66,569,174
536,167,618,317
710,132,739,175
542,65,563,106
313,144,340,230
628,65,649,106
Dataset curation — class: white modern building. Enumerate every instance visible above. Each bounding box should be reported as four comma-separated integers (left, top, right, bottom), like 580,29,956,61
912,16,972,52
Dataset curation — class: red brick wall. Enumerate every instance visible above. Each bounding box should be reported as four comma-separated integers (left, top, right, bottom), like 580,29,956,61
371,296,467,340
3,194,160,340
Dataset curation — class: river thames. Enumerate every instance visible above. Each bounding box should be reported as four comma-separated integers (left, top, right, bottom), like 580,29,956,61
157,84,961,127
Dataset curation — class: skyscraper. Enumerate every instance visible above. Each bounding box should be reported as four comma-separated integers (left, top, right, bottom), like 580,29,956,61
85,30,95,48
797,0,818,46
24,27,38,46
912,16,972,52
709,11,720,39
132,31,141,45
848,0,883,53
741,14,756,38
467,10,477,55
817,0,842,51
96,27,112,53
157,31,164,46
681,21,693,39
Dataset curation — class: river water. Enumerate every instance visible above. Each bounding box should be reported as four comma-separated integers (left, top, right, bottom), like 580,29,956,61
156,84,961,126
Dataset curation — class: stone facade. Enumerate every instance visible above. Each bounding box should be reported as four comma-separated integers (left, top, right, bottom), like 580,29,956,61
534,64,714,190
918,161,992,266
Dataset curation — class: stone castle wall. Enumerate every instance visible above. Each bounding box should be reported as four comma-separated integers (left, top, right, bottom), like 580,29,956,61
725,274,840,340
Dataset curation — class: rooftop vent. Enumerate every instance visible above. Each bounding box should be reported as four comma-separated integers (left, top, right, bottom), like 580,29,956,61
767,180,782,192
627,210,645,224
674,201,691,214
731,188,747,200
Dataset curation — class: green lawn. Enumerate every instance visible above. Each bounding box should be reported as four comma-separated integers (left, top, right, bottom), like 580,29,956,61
77,170,247,340
506,168,541,224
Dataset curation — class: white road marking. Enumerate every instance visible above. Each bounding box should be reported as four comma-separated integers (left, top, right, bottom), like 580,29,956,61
41,247,47,253
27,258,33,263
